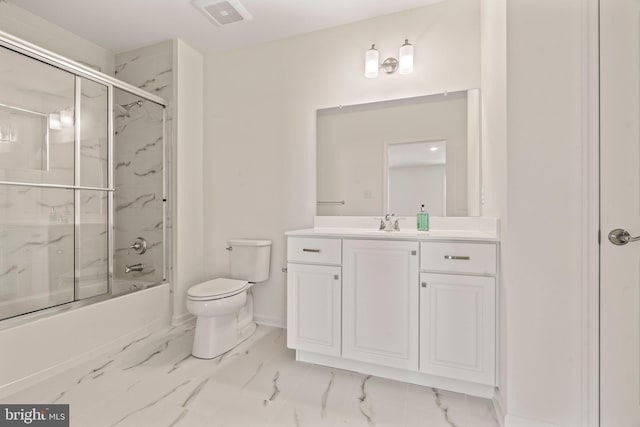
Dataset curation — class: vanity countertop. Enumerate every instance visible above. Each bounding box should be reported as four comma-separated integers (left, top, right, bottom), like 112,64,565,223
286,216,500,242
286,227,499,242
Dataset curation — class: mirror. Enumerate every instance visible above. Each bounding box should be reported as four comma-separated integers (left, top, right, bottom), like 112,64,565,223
316,89,480,217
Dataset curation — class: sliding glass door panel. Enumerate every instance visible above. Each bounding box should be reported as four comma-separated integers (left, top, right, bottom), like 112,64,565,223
0,185,74,320
76,190,109,300
0,45,76,186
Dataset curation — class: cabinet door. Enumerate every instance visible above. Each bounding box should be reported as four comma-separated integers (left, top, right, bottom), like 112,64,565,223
287,263,341,356
419,273,495,385
342,239,419,370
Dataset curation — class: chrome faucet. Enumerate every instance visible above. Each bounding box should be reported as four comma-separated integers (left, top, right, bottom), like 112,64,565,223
125,263,144,273
378,214,400,231
129,237,148,254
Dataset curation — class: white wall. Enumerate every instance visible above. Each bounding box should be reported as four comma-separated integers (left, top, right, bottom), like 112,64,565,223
172,39,204,322
203,0,481,327
0,1,114,75
480,0,508,418
505,1,584,426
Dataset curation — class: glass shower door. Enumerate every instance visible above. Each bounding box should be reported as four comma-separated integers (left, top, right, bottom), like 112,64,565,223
76,78,109,300
0,45,110,320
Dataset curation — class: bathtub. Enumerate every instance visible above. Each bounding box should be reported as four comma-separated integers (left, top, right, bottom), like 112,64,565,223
0,282,171,399
0,276,160,320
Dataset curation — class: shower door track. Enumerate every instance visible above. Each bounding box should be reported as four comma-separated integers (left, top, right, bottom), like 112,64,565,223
0,30,167,108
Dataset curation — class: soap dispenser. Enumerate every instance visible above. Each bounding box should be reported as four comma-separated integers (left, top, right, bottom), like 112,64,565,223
417,204,429,231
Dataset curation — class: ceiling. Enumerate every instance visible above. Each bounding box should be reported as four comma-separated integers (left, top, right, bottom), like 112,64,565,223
9,0,445,54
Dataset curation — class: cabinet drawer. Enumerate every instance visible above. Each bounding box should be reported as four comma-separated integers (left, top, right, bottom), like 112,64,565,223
420,242,496,275
288,237,341,265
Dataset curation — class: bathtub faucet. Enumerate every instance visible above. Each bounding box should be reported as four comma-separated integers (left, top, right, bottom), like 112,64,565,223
125,263,144,273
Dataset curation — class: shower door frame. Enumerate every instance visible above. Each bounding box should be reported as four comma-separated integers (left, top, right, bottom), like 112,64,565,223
0,30,169,324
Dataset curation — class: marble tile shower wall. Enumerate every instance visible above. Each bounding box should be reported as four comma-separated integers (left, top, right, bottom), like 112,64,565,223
114,42,173,284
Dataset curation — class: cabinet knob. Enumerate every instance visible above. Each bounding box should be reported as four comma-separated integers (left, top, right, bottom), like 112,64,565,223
334,275,340,280
421,282,427,288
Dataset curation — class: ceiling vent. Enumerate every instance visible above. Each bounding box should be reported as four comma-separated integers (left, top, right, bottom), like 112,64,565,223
192,0,254,26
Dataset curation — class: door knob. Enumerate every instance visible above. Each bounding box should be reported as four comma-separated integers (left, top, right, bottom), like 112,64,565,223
608,228,640,245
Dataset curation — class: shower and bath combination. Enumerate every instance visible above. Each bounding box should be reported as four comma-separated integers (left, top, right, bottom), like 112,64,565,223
0,35,169,321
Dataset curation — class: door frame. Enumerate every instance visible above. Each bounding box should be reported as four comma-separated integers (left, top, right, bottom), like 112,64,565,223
581,0,600,425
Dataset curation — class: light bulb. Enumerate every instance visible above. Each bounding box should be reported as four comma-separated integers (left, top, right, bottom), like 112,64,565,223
399,39,414,75
60,110,74,128
365,44,379,78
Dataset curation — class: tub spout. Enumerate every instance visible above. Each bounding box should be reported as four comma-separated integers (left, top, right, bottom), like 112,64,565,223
125,263,144,273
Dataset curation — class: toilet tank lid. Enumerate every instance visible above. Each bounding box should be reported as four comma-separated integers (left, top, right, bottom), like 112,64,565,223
228,239,272,247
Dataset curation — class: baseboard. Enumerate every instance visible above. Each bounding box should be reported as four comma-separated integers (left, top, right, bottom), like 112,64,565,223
492,391,506,427
0,320,165,400
505,415,566,427
171,311,194,326
254,313,285,329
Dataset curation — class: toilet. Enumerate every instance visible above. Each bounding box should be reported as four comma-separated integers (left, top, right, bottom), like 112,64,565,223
186,239,272,359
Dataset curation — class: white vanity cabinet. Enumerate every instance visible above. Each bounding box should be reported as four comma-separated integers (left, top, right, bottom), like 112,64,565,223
286,225,499,398
419,242,497,385
286,238,342,357
342,239,419,370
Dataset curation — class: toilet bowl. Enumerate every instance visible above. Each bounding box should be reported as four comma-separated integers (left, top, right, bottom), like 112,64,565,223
187,278,254,359
186,239,271,359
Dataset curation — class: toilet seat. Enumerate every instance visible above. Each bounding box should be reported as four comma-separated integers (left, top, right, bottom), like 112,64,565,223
187,278,249,301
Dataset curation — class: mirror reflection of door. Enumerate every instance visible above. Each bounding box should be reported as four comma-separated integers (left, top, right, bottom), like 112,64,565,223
386,140,446,216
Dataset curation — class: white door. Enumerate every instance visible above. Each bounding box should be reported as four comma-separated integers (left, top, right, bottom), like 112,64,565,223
600,0,640,424
286,263,341,357
342,239,419,370
419,273,495,385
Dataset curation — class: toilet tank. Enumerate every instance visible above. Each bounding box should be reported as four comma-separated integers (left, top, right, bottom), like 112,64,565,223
228,239,272,282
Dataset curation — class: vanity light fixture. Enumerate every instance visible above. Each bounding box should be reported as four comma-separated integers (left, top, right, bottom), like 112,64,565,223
49,109,74,130
0,109,16,144
365,44,380,78
49,112,61,130
398,39,414,74
60,109,74,128
365,39,414,78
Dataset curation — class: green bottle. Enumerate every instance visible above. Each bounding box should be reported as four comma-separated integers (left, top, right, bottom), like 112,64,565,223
417,204,429,231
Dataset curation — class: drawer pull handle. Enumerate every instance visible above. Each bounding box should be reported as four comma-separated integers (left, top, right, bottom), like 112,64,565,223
444,255,470,260
303,248,321,253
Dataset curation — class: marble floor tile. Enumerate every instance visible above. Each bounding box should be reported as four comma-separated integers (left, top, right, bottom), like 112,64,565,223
2,324,499,427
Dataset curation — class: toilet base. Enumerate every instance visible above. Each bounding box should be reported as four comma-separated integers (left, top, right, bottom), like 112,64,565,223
191,290,257,359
